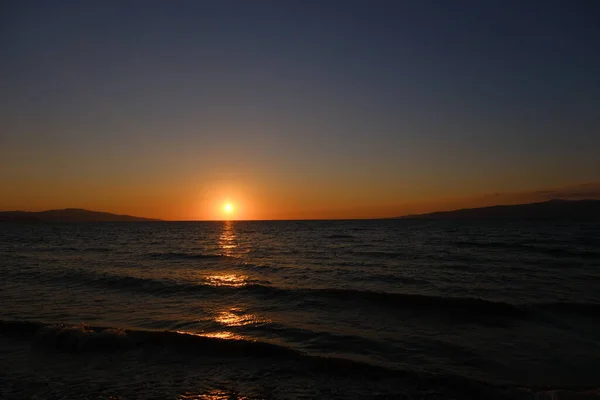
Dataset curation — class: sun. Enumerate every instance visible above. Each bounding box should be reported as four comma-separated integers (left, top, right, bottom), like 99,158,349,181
223,203,233,213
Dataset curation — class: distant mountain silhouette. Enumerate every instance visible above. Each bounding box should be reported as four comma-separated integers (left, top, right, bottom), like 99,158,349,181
0,208,160,222
399,199,600,220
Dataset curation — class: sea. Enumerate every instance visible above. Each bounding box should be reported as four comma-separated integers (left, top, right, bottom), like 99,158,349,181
1,220,599,399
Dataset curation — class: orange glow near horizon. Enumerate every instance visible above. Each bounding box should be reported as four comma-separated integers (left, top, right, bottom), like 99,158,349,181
1,178,598,221
3,2,600,224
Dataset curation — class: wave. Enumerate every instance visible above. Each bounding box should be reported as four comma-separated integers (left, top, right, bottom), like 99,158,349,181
538,302,600,317
302,289,527,318
0,320,401,378
221,284,529,319
85,271,269,296
241,262,288,273
17,246,113,253
268,288,599,320
69,246,112,253
1,318,393,362
89,273,187,294
1,320,597,398
0,320,297,357
350,250,408,259
324,234,356,240
147,251,230,260
453,241,600,259
9,267,598,320
357,273,429,285
19,267,263,296
251,322,393,354
537,247,600,259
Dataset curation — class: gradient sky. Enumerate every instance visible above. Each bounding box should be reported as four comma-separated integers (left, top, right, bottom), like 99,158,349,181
1,0,599,220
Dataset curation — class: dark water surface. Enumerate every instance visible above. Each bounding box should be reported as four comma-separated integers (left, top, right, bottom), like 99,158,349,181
1,220,599,399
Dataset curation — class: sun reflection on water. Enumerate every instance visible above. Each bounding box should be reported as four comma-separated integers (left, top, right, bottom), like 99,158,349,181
179,389,247,399
199,331,244,340
215,307,269,327
174,330,244,341
218,220,237,256
176,307,268,342
204,273,249,287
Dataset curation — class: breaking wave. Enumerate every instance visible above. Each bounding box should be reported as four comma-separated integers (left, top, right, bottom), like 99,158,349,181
1,319,597,399
0,319,398,378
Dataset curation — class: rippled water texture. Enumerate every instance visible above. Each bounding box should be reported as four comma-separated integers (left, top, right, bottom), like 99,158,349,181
1,220,599,398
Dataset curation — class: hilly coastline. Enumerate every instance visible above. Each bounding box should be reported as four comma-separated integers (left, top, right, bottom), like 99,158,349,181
399,199,600,220
0,208,160,222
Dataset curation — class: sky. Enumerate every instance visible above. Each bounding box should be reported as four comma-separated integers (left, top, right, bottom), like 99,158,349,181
1,0,599,220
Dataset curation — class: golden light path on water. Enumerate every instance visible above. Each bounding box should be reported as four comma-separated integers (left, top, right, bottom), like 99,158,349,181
179,389,248,400
197,331,244,340
218,220,237,256
203,273,248,287
183,221,269,342
215,307,269,327
182,307,268,341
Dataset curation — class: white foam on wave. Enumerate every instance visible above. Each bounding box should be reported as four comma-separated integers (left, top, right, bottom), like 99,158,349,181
33,323,131,352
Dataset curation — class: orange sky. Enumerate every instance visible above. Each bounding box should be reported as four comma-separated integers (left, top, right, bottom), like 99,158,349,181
2,2,600,220
2,178,599,221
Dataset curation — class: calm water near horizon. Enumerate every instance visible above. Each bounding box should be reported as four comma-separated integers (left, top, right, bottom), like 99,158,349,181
1,220,599,399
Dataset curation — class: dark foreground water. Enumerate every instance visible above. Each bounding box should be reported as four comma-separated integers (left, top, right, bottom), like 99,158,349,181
1,220,599,399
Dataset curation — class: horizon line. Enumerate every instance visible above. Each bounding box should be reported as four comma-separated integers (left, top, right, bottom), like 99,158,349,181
4,198,599,222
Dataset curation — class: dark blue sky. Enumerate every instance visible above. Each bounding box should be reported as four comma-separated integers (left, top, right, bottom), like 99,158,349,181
1,0,599,219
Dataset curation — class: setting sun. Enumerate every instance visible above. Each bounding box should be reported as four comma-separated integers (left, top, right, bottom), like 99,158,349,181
223,203,233,213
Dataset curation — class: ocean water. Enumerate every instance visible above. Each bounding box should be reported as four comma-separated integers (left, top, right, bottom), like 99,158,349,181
1,220,599,399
